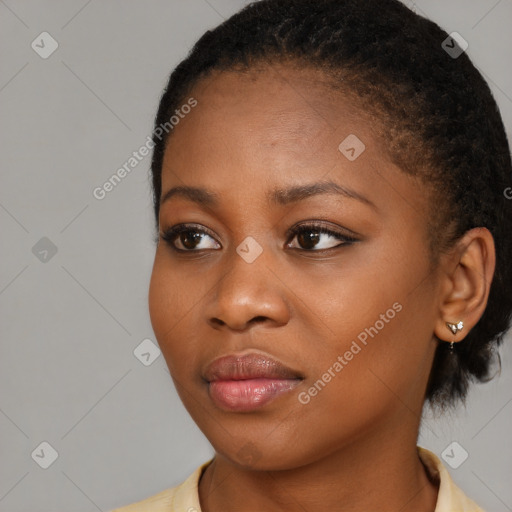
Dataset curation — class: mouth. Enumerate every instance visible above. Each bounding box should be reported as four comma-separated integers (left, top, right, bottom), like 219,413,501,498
203,352,304,412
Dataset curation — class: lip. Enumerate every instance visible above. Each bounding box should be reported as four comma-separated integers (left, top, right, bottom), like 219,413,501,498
203,352,303,412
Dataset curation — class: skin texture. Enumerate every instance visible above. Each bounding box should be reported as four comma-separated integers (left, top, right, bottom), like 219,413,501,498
148,65,495,512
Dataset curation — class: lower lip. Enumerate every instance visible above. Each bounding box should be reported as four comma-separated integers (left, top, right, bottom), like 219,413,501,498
208,378,300,412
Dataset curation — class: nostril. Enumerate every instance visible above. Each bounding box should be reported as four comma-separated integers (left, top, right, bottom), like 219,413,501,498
209,316,269,330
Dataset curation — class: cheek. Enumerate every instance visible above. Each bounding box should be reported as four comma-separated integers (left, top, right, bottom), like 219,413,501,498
148,250,226,386
148,253,195,368
292,299,434,458
300,247,437,413
148,254,172,339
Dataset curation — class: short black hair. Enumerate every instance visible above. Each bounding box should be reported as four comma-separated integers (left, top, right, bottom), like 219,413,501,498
150,0,512,408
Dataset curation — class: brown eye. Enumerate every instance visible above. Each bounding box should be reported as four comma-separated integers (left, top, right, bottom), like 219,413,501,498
297,231,321,250
160,225,220,252
287,223,357,251
179,231,203,250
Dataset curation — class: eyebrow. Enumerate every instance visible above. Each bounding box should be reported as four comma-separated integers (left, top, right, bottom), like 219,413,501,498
160,181,376,209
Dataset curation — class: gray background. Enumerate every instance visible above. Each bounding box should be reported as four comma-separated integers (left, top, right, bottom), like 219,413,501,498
1,1,511,511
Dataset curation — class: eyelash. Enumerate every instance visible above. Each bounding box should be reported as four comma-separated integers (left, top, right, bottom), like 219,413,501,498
159,222,358,254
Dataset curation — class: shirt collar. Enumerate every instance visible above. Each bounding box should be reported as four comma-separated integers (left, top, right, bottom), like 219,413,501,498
418,446,484,512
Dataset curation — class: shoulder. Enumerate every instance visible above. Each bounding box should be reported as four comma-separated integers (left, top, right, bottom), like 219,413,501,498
418,446,486,512
108,460,212,512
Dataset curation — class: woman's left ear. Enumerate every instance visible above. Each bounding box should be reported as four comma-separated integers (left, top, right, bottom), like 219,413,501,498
434,227,496,343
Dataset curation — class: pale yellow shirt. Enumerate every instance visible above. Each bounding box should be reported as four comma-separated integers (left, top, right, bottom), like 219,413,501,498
110,447,484,511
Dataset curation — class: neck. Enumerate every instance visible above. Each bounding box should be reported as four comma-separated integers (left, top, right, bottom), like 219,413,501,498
198,421,439,512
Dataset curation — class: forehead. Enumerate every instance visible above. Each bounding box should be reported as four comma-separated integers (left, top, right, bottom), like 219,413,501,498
204,66,374,136
164,65,384,178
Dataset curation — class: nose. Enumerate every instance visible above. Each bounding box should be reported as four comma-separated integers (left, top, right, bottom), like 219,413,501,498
205,247,291,332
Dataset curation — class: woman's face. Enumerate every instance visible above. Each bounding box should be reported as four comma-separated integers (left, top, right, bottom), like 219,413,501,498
149,65,441,470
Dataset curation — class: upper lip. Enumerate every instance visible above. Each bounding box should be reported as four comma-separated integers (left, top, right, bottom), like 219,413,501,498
203,352,304,382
